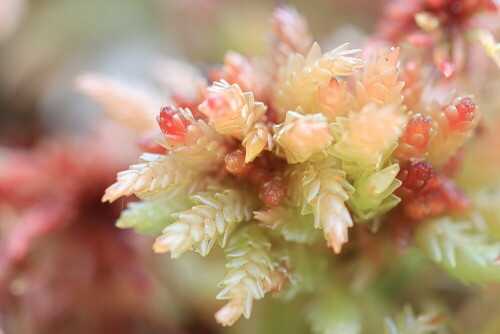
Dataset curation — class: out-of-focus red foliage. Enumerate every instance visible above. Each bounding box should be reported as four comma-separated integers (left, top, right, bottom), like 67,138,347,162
376,0,497,77
0,124,181,334
377,0,495,43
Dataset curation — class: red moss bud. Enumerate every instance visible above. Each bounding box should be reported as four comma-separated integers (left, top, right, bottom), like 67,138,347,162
260,175,287,207
225,149,254,177
399,161,434,191
157,106,189,137
405,115,433,151
448,97,477,130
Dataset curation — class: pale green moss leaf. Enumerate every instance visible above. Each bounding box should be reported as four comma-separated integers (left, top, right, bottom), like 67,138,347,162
255,206,321,244
116,196,192,234
348,163,402,222
384,305,446,334
415,216,500,285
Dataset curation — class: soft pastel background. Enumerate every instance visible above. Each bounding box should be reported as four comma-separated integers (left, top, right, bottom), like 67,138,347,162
0,0,383,139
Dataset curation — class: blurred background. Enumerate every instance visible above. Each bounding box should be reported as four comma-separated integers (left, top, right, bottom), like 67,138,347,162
0,0,382,141
0,0,386,333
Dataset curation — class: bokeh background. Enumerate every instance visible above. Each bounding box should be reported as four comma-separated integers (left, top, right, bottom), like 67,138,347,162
0,0,383,140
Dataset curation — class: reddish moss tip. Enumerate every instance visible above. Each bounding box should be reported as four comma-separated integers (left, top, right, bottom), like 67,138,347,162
399,160,434,192
158,106,188,136
260,175,287,207
405,115,432,150
446,97,477,131
455,97,476,121
225,149,253,177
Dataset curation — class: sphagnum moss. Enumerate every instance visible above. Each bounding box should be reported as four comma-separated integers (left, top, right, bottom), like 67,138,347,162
85,3,500,333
